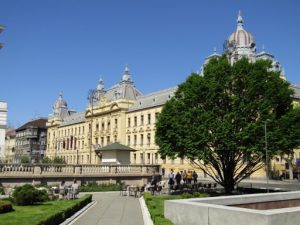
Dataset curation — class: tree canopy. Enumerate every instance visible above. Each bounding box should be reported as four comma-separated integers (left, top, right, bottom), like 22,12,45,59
155,56,300,193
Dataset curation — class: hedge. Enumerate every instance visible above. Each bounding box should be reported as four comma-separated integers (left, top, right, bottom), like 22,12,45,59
37,194,92,225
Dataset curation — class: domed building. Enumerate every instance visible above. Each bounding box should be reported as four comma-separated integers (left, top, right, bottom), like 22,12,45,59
52,93,69,118
45,12,300,179
202,11,287,80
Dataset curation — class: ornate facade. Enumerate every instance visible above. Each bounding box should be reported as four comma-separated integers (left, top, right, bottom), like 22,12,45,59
46,12,300,178
0,101,7,160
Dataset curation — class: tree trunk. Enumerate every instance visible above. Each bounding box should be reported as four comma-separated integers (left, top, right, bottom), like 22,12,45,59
288,159,294,180
223,169,235,194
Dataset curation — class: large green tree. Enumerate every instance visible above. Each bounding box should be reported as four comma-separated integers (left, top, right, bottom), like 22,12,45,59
156,56,300,193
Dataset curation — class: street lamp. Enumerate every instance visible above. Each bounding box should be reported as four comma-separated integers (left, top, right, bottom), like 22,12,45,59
87,89,99,164
264,120,269,193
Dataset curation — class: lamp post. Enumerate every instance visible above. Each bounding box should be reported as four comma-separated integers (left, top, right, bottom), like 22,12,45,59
264,121,269,193
87,89,99,164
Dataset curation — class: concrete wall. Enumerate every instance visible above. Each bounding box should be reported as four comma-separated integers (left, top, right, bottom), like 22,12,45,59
165,191,300,225
117,151,131,164
102,151,117,164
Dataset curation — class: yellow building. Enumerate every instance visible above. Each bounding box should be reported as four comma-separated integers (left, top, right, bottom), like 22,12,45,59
46,12,300,178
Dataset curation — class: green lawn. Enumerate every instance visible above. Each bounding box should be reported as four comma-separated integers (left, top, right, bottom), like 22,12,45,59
144,192,209,225
0,196,90,225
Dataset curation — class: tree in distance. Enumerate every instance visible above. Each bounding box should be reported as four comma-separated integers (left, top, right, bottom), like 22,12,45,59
156,56,300,193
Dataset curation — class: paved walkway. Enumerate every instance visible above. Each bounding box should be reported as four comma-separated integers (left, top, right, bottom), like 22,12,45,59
71,192,144,225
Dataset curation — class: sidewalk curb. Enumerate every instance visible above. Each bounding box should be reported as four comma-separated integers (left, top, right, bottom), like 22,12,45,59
60,200,97,225
139,196,154,225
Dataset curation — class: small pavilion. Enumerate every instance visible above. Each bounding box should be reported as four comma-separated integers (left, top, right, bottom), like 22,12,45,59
95,142,136,164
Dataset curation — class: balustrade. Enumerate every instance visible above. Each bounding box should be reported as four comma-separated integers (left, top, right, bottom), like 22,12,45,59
0,163,160,177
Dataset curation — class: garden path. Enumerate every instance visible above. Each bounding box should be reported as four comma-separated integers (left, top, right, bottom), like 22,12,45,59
71,192,144,225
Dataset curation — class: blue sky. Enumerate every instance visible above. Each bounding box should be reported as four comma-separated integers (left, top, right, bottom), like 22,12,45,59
0,0,299,127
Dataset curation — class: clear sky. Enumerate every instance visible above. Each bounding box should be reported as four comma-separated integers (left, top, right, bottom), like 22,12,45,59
0,0,299,127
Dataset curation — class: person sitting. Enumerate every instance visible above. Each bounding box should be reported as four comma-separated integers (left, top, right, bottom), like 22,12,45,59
71,179,79,199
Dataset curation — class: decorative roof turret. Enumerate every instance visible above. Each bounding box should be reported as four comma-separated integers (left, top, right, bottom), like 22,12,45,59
224,11,256,64
256,45,274,61
203,47,221,67
52,92,69,118
96,76,105,91
237,10,244,30
120,65,133,84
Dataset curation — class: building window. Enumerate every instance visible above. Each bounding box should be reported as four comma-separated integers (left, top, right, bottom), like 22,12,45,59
95,137,98,144
101,137,104,146
82,141,84,149
82,126,85,134
154,153,158,164
127,135,131,146
134,116,137,127
101,122,105,130
128,118,131,127
114,135,117,143
140,134,144,146
134,135,137,146
147,133,151,145
147,113,151,124
96,123,99,131
115,118,118,128
79,127,81,134
147,153,151,164
141,115,144,125
133,153,136,164
107,121,111,130
107,136,110,145
140,153,144,164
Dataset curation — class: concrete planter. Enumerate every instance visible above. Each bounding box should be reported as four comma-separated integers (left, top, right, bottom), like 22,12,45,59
165,191,300,225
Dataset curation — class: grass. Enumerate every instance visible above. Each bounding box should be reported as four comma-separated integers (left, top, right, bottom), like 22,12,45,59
0,195,90,225
144,192,209,225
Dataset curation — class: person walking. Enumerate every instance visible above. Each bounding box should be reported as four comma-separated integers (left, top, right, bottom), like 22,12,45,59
187,170,193,184
168,169,175,194
71,179,79,199
161,167,165,178
183,170,187,184
193,171,198,184
59,181,66,199
175,172,182,190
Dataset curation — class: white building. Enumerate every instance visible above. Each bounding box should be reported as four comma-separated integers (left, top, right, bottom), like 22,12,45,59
0,101,8,160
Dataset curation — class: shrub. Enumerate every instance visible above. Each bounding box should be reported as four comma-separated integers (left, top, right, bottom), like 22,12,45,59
12,184,49,205
0,200,13,213
0,186,5,195
79,182,122,192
